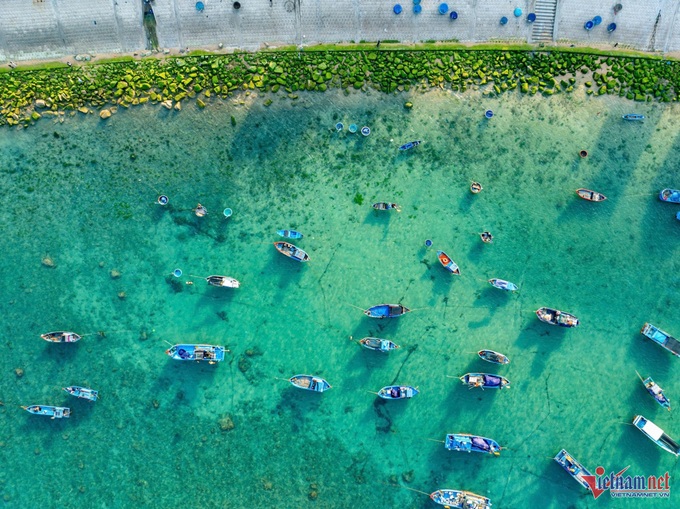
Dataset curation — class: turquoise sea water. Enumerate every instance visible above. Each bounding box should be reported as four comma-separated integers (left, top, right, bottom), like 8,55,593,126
0,88,679,508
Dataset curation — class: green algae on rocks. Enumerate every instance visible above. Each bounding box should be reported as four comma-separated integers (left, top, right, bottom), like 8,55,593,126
0,49,678,127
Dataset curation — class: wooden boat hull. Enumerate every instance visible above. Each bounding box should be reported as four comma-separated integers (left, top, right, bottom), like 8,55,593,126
437,251,460,275
276,229,303,239
273,241,310,262
445,434,501,455
488,278,517,291
554,449,593,491
430,490,491,509
63,386,99,401
640,322,680,357
536,307,579,327
165,344,226,363
378,385,419,400
372,202,400,211
641,376,671,411
659,189,680,203
633,415,680,456
364,304,410,318
398,140,421,151
460,373,510,389
22,405,71,419
289,375,331,392
206,275,240,288
41,331,81,343
478,350,510,365
359,337,399,352
576,188,607,202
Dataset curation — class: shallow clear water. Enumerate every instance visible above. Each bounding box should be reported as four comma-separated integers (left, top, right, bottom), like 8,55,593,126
0,87,679,508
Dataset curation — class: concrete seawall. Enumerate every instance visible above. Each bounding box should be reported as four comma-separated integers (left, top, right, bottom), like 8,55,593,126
1,0,679,62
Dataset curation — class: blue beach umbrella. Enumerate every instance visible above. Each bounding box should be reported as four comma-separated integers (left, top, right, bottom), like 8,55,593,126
514,7,522,17
584,20,594,30
485,110,494,119
450,11,458,20
500,17,508,25
195,1,204,11
593,16,602,25
393,4,402,14
413,0,421,3
414,4,422,14
438,3,448,15
527,13,536,22
607,23,617,32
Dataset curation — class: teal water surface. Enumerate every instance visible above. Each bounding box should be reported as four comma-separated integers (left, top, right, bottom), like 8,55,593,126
0,88,679,508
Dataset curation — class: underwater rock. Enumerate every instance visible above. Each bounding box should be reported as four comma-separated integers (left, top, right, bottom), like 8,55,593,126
41,255,56,268
402,470,415,483
219,415,235,431
117,291,126,300
110,269,121,279
174,101,181,111
161,100,173,110
14,368,24,378
404,101,413,109
99,109,112,119
35,99,46,109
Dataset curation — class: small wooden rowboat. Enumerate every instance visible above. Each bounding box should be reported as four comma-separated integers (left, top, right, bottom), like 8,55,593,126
659,189,680,203
364,304,411,319
470,181,483,194
273,241,310,262
460,373,510,390
437,251,460,275
488,278,518,291
445,433,501,455
398,140,422,151
206,275,240,288
576,188,607,202
289,375,331,393
165,344,226,363
536,307,579,327
372,202,401,211
430,490,492,509
276,229,303,239
377,385,419,400
22,405,71,419
480,231,494,243
359,337,400,352
637,371,671,411
63,386,99,402
622,113,645,121
41,331,81,343
478,350,510,365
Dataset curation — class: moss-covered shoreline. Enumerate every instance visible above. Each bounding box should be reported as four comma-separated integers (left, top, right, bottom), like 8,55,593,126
1,46,678,127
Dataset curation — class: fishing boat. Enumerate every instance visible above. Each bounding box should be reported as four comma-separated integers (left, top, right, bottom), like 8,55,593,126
358,337,399,352
536,307,579,328
289,375,331,393
41,331,81,343
276,229,303,239
398,140,422,151
622,113,645,121
576,188,607,202
430,489,492,509
372,202,401,211
470,181,483,194
445,433,501,455
553,449,593,491
63,386,99,402
676,211,680,221
488,278,518,292
377,385,419,400
659,189,680,203
364,304,411,319
437,251,460,275
205,275,240,288
640,322,680,357
273,241,310,262
637,372,671,411
633,415,680,456
165,344,226,363
480,231,494,243
478,350,510,365
22,405,71,419
460,373,510,390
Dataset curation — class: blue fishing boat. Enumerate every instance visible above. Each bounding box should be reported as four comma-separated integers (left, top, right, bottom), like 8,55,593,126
633,415,680,456
622,113,645,121
676,211,680,221
358,337,400,352
640,322,680,357
22,405,71,419
289,375,331,393
659,189,680,203
364,304,410,318
41,331,81,343
276,229,304,240
273,241,310,262
377,385,419,400
478,350,510,365
459,373,510,390
637,372,671,411
165,344,226,363
488,278,517,291
437,251,460,275
398,140,422,151
372,202,401,211
445,433,501,455
536,307,579,327
63,386,99,402
430,489,492,508
553,449,593,491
